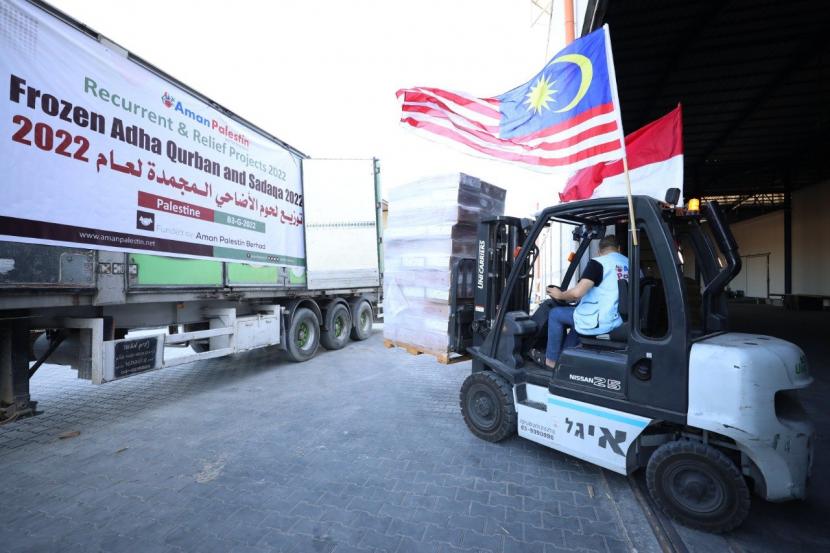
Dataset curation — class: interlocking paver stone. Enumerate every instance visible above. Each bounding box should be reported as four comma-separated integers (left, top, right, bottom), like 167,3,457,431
461,529,503,552
0,330,643,553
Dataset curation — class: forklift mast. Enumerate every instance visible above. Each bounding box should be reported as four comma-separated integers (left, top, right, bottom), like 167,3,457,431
473,217,527,323
448,217,529,355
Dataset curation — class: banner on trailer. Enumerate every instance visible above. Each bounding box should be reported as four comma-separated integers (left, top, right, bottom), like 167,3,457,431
0,0,305,267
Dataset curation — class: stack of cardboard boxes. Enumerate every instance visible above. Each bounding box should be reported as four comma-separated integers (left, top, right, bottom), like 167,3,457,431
383,173,506,355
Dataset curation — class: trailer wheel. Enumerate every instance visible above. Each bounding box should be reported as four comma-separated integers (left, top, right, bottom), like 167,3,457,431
321,303,351,350
184,322,209,353
286,308,320,362
349,301,373,341
646,440,750,533
460,371,516,442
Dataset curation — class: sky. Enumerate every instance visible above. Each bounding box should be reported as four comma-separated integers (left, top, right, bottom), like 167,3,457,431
50,0,570,215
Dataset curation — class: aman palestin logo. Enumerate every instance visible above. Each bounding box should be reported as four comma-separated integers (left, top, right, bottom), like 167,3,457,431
161,91,175,108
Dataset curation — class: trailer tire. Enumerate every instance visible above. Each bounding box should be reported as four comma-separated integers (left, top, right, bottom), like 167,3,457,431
646,440,750,533
184,323,210,353
321,303,351,351
460,371,516,442
286,308,320,362
349,301,373,341
190,341,209,353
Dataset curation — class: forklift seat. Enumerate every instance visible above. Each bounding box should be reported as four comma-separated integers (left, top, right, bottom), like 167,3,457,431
577,279,630,349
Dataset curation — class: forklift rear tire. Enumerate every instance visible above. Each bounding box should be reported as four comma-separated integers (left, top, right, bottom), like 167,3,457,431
321,303,351,351
286,308,320,362
460,371,517,442
349,301,373,341
646,440,750,533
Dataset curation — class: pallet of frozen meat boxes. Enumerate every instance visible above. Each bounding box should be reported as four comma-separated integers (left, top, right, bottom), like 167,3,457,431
383,173,506,363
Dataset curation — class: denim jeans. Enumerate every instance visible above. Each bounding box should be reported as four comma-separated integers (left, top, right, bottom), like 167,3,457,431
546,305,579,362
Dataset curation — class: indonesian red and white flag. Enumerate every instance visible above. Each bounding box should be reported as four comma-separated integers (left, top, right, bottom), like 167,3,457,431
559,105,684,203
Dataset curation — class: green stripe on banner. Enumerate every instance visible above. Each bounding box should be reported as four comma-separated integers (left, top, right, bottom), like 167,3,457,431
213,212,265,233
213,246,305,267
226,263,280,285
547,397,649,428
128,254,223,286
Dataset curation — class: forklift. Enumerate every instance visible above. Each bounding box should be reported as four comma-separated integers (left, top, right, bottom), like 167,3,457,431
449,191,813,532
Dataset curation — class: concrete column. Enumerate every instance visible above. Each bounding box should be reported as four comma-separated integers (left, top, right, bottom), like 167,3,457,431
784,190,792,295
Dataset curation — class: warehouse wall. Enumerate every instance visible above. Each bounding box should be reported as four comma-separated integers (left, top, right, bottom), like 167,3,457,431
536,181,830,304
792,181,830,296
731,211,785,297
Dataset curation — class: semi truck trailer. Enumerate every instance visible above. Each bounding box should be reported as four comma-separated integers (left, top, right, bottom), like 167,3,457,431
0,0,383,422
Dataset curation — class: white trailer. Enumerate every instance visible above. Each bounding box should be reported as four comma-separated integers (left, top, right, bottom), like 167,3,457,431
0,0,383,421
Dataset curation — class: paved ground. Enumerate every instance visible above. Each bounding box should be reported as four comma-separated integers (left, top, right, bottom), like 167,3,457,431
0,327,660,553
1,303,827,553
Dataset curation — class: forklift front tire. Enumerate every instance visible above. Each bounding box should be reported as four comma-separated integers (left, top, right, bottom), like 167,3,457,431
646,440,750,533
460,371,517,442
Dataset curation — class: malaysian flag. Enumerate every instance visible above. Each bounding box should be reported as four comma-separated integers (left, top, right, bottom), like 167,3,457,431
396,26,625,171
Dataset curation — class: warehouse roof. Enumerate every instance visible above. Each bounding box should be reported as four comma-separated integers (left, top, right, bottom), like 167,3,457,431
584,0,830,205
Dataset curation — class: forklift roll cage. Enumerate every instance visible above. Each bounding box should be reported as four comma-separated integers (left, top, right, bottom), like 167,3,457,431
454,195,741,427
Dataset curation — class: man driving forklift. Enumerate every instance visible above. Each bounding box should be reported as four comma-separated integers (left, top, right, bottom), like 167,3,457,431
545,234,629,368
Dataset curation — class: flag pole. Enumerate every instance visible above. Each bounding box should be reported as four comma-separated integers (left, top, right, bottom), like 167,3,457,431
622,155,639,246
603,24,638,247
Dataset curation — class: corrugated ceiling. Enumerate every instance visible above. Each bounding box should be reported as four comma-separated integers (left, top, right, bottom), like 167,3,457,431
587,0,830,198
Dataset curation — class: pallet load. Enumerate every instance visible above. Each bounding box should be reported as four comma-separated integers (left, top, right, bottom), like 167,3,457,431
383,174,506,363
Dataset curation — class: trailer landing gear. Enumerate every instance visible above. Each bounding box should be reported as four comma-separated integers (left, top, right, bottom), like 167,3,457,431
0,325,36,423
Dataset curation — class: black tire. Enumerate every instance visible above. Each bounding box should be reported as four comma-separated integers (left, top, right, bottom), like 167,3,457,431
321,303,352,351
459,371,517,442
286,308,320,362
184,322,210,353
190,340,209,353
646,440,750,533
349,301,373,341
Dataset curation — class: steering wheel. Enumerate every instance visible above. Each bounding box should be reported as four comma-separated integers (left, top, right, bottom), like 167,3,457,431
545,285,573,307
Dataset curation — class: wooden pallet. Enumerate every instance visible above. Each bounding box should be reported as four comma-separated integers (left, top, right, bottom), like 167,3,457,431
383,339,471,365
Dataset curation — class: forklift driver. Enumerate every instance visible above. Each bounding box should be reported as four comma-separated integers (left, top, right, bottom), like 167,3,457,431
545,235,629,368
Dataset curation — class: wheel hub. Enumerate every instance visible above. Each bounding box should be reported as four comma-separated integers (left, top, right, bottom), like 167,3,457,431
297,322,309,348
474,396,493,418
669,466,723,513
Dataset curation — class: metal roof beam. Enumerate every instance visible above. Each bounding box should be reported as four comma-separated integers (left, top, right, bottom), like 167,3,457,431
634,1,729,127
692,28,827,169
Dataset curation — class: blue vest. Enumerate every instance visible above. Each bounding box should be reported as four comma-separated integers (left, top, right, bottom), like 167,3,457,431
573,252,629,335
